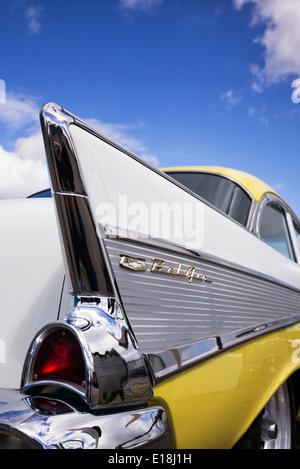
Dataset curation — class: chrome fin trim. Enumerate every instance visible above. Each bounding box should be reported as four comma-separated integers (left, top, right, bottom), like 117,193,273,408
37,103,153,406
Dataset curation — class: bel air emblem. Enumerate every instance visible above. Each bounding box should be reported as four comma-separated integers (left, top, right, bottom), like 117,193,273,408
120,255,147,272
120,255,212,284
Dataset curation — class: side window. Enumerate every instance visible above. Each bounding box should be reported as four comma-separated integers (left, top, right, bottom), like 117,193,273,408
259,202,294,260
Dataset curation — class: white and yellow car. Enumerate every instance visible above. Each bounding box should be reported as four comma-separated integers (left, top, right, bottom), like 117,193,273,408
0,103,300,449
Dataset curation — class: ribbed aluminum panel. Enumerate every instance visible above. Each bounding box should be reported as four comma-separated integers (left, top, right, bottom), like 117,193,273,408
105,238,300,353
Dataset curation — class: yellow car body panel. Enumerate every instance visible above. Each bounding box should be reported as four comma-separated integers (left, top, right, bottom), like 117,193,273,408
150,323,300,448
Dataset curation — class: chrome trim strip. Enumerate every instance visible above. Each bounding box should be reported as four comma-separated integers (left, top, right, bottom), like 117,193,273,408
148,314,300,382
147,337,220,381
0,392,173,449
220,314,300,347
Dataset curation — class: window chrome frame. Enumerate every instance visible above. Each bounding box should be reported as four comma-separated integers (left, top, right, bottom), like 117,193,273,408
253,193,300,264
286,212,300,263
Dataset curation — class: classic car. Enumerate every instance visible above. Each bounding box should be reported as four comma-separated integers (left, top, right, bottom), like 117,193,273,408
0,102,300,449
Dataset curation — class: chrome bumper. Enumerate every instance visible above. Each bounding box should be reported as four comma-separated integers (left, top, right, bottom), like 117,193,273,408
0,389,173,449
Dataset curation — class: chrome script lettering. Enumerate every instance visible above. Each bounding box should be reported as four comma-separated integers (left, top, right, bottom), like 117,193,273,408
151,258,213,283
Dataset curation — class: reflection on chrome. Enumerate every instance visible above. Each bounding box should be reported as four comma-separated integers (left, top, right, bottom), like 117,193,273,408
0,391,172,449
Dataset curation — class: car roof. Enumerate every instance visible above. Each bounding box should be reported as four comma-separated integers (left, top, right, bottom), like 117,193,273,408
160,165,278,203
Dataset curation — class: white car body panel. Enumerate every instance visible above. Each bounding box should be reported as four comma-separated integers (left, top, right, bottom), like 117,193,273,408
0,198,64,388
71,124,300,290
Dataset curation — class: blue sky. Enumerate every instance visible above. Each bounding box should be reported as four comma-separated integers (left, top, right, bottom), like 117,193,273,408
1,0,300,216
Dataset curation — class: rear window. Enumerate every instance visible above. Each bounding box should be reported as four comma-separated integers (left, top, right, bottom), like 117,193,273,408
165,172,252,226
28,189,51,198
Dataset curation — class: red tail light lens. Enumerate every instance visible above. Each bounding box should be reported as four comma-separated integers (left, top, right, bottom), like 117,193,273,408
31,328,86,389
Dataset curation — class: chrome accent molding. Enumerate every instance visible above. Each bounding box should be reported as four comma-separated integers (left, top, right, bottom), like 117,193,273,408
148,337,220,380
147,314,300,381
0,391,172,449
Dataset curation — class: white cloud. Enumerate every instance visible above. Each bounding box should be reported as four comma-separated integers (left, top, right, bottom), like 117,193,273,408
0,92,40,131
86,119,147,153
233,0,247,8
0,94,159,198
0,92,48,198
271,181,286,193
141,154,160,167
14,132,45,162
247,105,269,125
220,89,242,108
0,80,6,104
0,134,48,199
86,118,160,167
234,0,300,88
119,0,164,11
25,4,44,35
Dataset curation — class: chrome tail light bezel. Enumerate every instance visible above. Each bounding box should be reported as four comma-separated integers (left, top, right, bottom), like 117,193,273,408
21,296,153,410
21,321,89,403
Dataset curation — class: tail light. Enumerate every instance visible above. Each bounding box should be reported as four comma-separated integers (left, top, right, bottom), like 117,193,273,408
22,324,87,398
31,328,86,389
